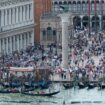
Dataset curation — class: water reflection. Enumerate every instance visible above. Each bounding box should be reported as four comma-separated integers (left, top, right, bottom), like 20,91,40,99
0,84,105,105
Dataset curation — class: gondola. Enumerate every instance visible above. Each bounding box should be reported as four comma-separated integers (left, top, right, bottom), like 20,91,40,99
87,83,95,89
22,90,60,96
0,87,34,94
2,82,21,88
24,81,51,89
24,82,32,89
99,82,105,89
78,82,86,89
10,82,21,88
2,82,10,88
63,83,73,89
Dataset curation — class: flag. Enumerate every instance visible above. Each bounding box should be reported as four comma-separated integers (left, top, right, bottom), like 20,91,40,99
100,0,103,13
94,0,96,15
88,0,90,16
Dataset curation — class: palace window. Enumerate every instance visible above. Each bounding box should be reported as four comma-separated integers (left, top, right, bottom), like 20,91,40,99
82,1,86,12
68,1,72,11
53,30,56,41
77,1,81,12
42,30,46,40
96,0,99,12
91,1,94,13
47,27,52,40
72,1,76,12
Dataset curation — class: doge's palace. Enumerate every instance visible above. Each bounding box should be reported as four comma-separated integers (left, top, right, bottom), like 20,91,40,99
0,0,34,54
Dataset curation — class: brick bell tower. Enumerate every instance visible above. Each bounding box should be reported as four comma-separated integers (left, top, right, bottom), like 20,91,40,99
33,0,52,43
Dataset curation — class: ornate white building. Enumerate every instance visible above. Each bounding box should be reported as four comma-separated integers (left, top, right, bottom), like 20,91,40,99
40,0,105,45
52,0,105,30
0,0,34,55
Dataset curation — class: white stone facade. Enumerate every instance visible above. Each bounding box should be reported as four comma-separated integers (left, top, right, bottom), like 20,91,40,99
40,14,74,46
0,0,34,55
52,0,105,30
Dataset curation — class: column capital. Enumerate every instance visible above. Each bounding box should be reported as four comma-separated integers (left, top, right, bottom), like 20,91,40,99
58,13,73,24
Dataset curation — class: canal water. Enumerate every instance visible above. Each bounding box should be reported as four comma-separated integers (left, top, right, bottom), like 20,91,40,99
0,83,105,105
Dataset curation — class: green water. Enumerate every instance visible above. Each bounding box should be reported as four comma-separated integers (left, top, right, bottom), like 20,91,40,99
0,84,105,105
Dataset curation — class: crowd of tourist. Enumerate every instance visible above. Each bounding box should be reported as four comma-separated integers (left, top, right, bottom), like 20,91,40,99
0,30,105,82
56,31,105,82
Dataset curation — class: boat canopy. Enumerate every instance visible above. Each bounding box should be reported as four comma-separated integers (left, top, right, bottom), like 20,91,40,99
8,67,34,72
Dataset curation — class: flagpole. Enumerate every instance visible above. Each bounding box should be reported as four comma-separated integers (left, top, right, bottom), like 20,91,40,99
88,0,91,37
101,0,103,31
94,0,97,34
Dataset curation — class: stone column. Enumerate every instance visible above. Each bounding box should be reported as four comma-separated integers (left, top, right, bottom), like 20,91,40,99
10,37,13,53
9,9,11,25
31,31,34,46
29,32,31,44
27,32,29,46
31,3,34,20
22,34,25,49
16,7,18,23
25,33,28,48
13,36,15,51
23,6,25,21
2,39,5,53
0,40,1,54
12,8,15,24
6,37,8,54
59,13,71,69
20,6,22,22
24,33,26,49
17,35,19,51
20,34,23,50
1,10,4,26
5,10,7,26
27,5,29,21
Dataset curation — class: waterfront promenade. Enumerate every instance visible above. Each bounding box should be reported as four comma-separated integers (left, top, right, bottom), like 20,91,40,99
50,55,103,83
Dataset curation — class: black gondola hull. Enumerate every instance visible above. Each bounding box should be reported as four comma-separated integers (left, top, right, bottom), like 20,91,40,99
22,91,60,96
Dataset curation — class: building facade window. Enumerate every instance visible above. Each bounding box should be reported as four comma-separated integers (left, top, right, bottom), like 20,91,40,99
82,1,86,12
91,1,94,14
42,30,46,40
53,30,56,41
72,1,76,12
68,1,72,11
77,1,81,12
47,27,52,40
96,1,99,13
